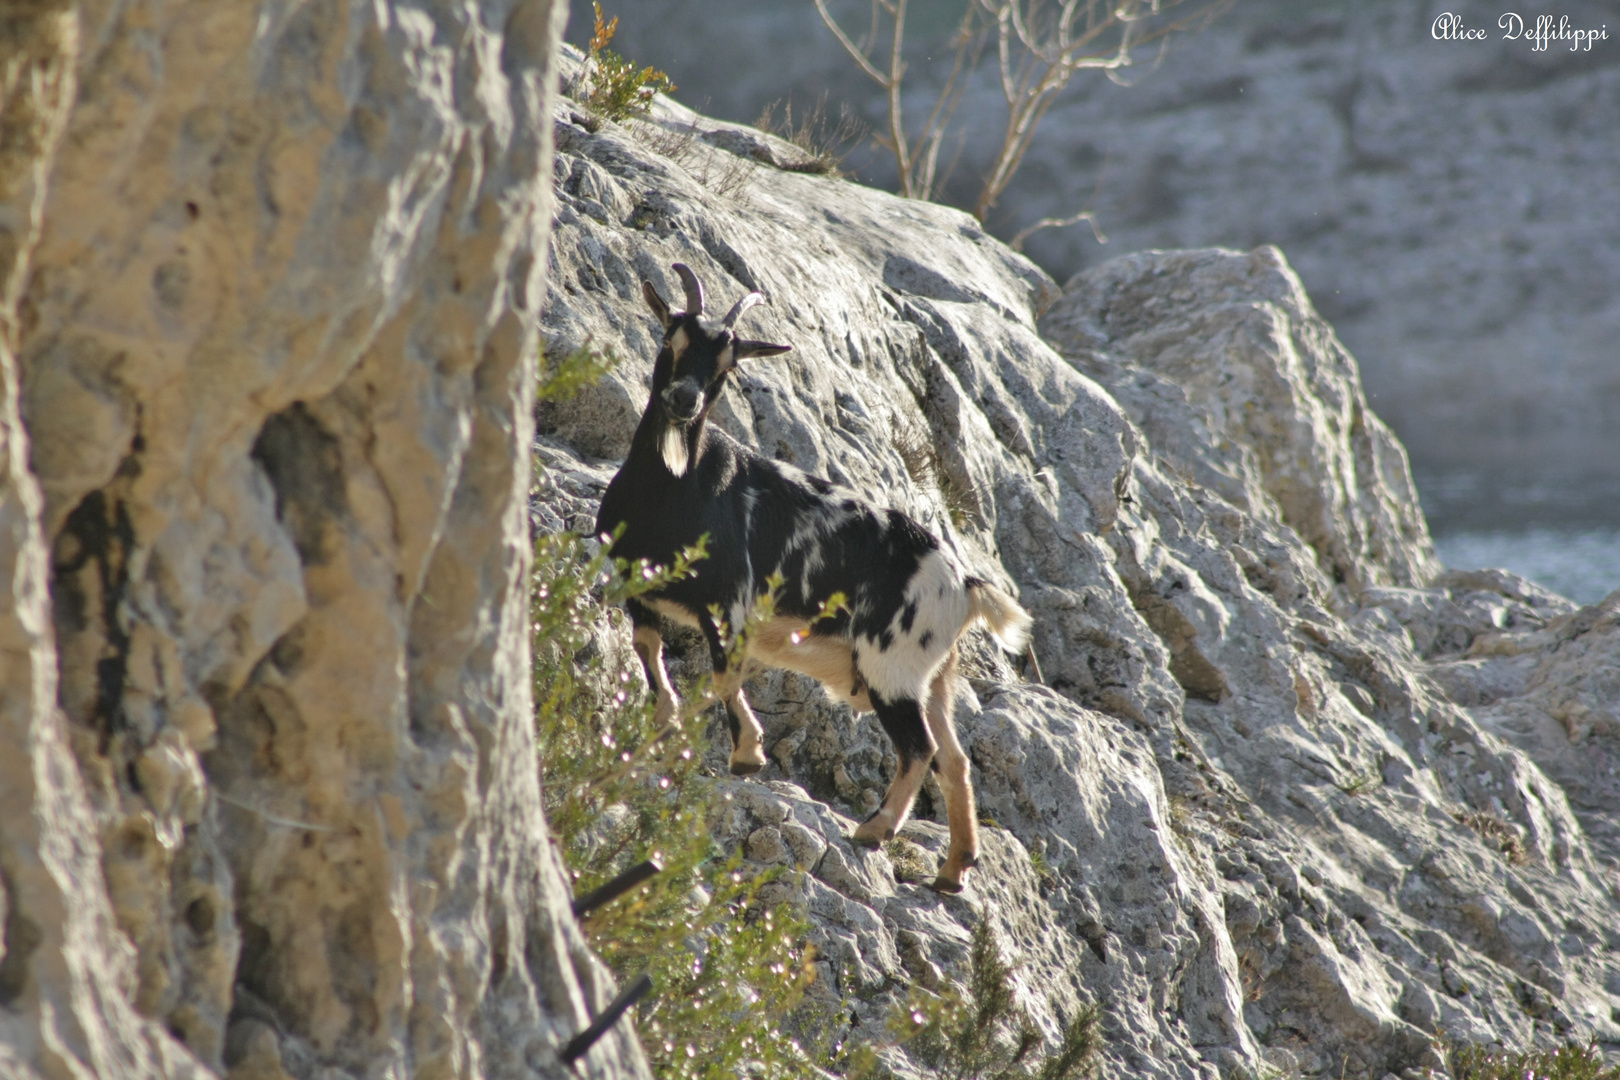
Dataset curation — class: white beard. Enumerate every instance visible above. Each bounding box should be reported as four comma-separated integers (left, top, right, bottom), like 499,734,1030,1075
661,422,689,477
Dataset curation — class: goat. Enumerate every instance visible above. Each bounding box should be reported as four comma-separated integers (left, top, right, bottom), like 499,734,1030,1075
595,263,1031,893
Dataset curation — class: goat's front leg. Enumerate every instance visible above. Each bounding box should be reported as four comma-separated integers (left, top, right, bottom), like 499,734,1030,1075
922,651,977,894
629,600,678,726
852,693,936,849
697,612,767,776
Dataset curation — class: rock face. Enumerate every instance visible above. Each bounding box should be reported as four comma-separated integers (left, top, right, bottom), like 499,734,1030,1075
2,5,648,1080
539,59,1620,1079
1007,0,1620,522
604,0,1620,527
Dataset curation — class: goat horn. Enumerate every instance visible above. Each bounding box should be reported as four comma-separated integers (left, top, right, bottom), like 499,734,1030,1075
722,291,764,329
672,263,704,315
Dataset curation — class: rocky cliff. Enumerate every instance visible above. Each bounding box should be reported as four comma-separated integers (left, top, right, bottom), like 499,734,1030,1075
539,51,1620,1079
2,4,647,1079
3,8,1618,1080
603,0,1620,529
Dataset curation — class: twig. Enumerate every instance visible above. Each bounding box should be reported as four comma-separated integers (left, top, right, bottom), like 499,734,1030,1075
1024,642,1046,685
561,972,655,1064
1009,210,1106,251
215,791,339,833
572,859,664,917
814,0,1234,220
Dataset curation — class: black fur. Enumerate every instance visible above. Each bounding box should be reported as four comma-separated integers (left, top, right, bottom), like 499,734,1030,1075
597,265,1032,890
596,267,953,769
870,690,935,766
600,426,940,642
596,300,942,665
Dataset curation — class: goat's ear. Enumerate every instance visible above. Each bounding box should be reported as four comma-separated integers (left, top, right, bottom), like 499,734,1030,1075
734,340,792,360
643,280,673,329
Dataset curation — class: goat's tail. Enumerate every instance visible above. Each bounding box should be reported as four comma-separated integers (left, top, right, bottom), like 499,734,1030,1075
964,577,1033,654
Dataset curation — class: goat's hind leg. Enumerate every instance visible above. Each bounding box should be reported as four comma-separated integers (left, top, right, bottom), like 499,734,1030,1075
697,612,768,776
629,600,679,727
852,692,936,849
923,650,978,894
722,687,768,776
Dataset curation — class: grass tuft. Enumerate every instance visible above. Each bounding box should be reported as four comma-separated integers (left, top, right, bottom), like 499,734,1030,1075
1453,807,1530,865
886,837,933,884
890,420,979,529
1334,769,1381,797
755,95,865,177
629,116,760,204
1029,848,1057,890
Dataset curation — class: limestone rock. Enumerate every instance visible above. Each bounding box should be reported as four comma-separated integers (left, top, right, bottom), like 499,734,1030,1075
1462,591,1620,865
601,1,1620,516
1000,1,1620,512
1,5,209,1076
1041,246,1439,594
537,65,1620,1079
3,4,647,1079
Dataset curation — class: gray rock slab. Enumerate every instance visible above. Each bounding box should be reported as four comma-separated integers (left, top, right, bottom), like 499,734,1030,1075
537,56,1620,1078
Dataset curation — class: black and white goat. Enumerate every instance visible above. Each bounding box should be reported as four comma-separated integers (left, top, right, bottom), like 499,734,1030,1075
595,264,1031,893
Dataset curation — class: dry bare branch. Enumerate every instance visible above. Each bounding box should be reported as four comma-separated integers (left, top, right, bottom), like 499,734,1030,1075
815,0,1234,222
812,0,980,201
1009,210,1106,252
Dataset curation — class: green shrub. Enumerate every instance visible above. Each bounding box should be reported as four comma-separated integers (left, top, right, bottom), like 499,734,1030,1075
532,529,828,1078
1450,1041,1620,1080
582,3,674,123
537,340,618,402
533,363,826,1078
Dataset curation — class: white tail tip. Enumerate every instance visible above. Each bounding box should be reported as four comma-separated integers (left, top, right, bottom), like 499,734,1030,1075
966,579,1032,654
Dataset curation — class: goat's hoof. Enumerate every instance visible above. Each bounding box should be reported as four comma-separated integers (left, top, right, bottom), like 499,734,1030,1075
850,822,894,848
729,758,764,776
927,875,965,895
960,852,979,869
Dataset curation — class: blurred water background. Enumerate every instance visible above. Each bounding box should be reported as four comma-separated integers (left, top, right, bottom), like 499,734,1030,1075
1419,470,1620,605
1432,529,1620,607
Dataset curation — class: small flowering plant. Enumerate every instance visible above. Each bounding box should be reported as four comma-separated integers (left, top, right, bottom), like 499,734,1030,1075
581,3,675,123
1450,1041,1619,1080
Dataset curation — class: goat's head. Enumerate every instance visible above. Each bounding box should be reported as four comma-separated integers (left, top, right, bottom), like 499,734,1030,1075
643,263,790,475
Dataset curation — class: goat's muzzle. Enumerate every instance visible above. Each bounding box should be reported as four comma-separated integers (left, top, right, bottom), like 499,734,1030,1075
662,381,702,423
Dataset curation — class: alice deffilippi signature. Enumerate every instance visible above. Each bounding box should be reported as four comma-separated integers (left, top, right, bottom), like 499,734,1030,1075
1432,13,1609,50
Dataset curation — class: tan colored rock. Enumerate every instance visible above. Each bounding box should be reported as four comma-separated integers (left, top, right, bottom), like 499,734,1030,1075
3,3,647,1078
2,5,206,1076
